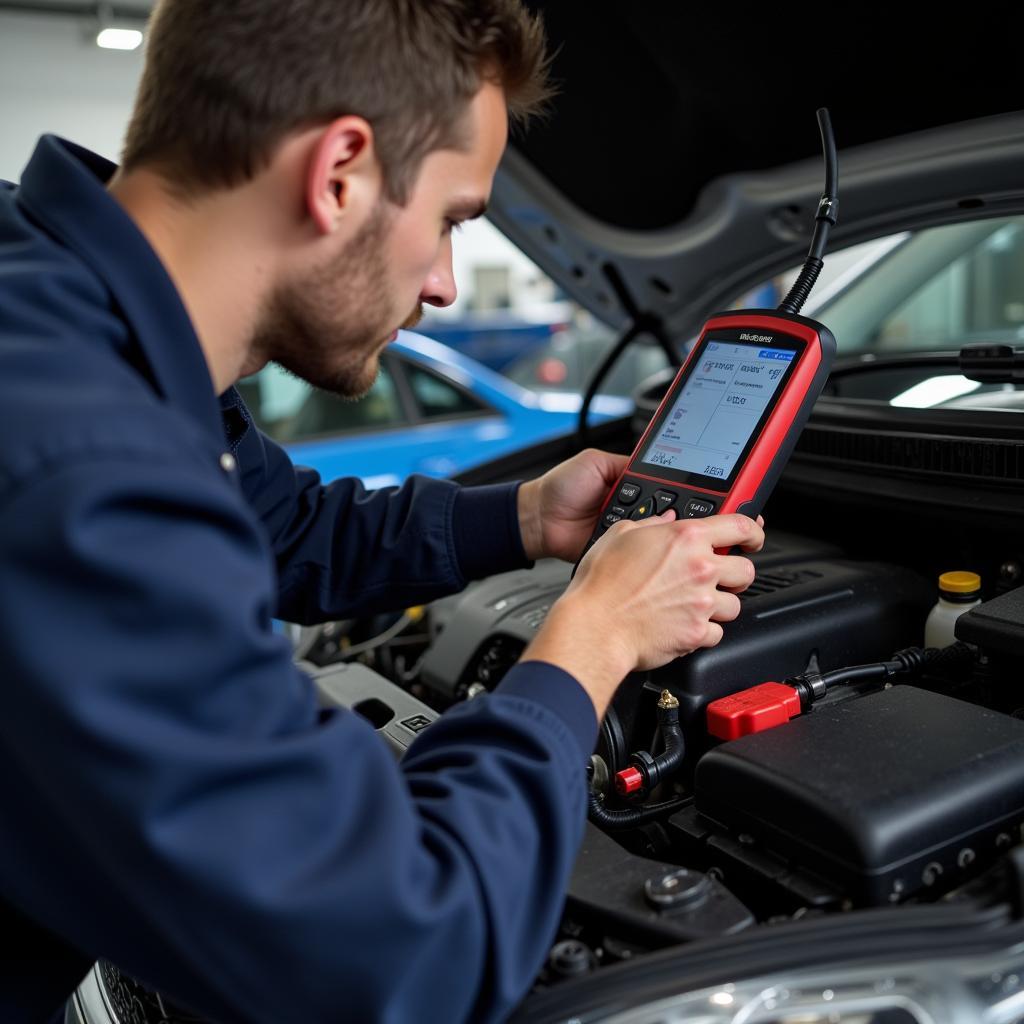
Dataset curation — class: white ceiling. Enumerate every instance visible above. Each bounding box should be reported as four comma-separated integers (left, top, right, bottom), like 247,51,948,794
0,1,153,11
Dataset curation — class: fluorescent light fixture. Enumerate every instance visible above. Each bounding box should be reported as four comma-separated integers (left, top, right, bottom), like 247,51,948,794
96,27,143,50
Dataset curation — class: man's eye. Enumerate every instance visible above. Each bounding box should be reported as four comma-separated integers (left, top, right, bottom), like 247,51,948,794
443,218,464,236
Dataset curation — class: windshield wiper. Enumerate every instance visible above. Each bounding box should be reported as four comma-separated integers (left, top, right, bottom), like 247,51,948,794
960,343,1024,384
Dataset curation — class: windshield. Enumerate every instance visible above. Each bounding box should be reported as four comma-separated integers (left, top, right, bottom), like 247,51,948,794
814,217,1024,355
770,217,1024,413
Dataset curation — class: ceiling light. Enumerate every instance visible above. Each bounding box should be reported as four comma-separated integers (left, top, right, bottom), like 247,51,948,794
92,4,144,51
95,27,143,50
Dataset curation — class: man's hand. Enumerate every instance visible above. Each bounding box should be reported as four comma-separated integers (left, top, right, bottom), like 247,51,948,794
517,449,628,562
521,512,765,718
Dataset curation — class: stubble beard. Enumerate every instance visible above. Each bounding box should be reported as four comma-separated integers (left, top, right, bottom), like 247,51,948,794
252,203,397,399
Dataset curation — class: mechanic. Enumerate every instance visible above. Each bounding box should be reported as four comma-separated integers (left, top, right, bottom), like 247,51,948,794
0,2,763,1022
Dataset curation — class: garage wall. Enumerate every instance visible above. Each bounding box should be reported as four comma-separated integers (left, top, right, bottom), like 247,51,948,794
0,12,143,182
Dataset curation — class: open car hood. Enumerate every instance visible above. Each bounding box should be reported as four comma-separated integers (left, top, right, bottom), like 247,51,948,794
490,9,1024,340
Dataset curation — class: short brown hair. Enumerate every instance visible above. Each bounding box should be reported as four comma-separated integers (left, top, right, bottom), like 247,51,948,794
122,0,552,202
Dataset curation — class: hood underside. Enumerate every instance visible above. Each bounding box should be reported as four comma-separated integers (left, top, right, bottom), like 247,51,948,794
490,9,1024,337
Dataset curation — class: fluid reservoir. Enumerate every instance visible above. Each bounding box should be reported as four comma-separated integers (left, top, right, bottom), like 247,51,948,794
924,571,982,648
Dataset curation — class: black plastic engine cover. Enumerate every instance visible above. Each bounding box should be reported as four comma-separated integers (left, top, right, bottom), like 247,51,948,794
695,685,1024,905
420,559,573,699
956,584,1024,657
566,822,753,945
420,529,843,700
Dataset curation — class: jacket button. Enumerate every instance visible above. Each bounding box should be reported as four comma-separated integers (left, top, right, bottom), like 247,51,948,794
220,453,237,472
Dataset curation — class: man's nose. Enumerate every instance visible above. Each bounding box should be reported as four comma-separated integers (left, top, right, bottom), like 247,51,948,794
420,236,457,308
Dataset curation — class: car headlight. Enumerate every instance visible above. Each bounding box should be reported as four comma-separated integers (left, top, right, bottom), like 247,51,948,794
564,951,1024,1024
70,935,1024,1024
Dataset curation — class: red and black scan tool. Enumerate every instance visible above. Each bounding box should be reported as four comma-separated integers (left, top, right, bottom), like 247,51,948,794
578,312,835,562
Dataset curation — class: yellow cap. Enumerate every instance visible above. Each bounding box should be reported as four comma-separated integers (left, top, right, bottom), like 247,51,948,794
938,571,981,594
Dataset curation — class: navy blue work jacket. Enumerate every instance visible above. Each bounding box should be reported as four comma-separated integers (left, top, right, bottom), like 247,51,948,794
0,136,598,1024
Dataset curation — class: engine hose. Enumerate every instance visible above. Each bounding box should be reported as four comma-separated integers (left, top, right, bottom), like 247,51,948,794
817,661,890,690
586,789,688,831
796,644,977,705
617,695,687,796
644,705,685,786
922,641,977,680
890,646,930,673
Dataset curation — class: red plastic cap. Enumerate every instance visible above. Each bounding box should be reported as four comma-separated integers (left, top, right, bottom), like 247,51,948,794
706,682,801,741
614,766,644,796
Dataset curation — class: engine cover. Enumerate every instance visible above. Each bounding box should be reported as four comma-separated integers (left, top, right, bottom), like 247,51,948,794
420,529,845,699
695,685,1024,905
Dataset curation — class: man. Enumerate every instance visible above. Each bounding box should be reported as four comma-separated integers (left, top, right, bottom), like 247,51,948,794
0,1,762,1021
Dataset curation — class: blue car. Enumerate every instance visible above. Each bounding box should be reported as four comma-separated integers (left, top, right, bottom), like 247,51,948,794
418,313,561,372
238,331,631,488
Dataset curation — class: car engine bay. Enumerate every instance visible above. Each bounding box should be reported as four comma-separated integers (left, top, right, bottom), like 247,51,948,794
288,439,1024,997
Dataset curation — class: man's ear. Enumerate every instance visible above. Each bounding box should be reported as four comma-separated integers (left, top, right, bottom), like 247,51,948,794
306,116,379,235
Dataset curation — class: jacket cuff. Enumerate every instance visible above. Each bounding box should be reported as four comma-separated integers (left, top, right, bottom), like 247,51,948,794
451,482,532,583
495,661,599,763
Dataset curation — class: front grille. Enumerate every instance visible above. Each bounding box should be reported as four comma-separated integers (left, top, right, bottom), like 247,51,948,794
796,425,1024,483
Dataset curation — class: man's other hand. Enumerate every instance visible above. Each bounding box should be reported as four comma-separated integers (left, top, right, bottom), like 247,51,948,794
521,512,765,718
517,448,628,563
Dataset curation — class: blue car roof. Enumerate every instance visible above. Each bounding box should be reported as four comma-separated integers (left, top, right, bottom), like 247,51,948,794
282,330,632,487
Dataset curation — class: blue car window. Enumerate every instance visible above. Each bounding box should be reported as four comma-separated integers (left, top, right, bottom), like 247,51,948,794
404,364,487,420
280,361,408,441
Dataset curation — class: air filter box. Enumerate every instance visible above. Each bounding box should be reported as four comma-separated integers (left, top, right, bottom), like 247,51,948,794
695,686,1024,905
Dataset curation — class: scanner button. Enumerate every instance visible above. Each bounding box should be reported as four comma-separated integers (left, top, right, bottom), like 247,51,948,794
603,512,623,527
609,505,627,517
617,482,641,505
630,499,654,521
653,490,678,513
683,498,716,518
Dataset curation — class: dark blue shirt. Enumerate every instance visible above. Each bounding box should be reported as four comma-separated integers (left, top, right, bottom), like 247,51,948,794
0,136,597,1023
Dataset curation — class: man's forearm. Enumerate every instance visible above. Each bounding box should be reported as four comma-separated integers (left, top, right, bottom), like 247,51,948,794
520,594,635,719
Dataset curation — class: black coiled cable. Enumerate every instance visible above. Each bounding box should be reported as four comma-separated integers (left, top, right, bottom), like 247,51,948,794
778,108,838,316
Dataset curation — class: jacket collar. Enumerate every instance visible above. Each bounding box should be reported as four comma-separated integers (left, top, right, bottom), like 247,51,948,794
16,135,226,445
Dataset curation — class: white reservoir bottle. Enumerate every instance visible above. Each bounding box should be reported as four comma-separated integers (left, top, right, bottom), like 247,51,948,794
924,571,982,649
